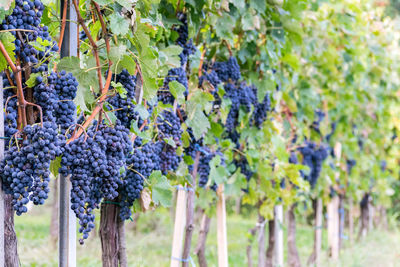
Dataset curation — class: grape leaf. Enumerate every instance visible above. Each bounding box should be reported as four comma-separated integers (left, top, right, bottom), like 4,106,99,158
0,32,15,72
25,73,41,88
168,80,186,105
109,13,130,36
149,171,172,207
50,156,62,177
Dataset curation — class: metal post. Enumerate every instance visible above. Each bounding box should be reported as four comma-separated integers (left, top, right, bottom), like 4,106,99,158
0,76,5,266
59,1,77,267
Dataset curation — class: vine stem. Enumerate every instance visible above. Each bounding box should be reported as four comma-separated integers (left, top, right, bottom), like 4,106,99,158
0,41,27,128
71,0,103,92
67,68,113,144
58,0,68,55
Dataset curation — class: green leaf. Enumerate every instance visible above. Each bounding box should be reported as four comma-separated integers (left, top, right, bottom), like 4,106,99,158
57,57,97,112
116,55,137,75
160,45,183,69
168,80,186,105
109,13,130,36
149,171,173,207
50,156,62,177
0,32,15,72
25,73,41,88
111,81,127,98
116,0,133,8
134,104,150,120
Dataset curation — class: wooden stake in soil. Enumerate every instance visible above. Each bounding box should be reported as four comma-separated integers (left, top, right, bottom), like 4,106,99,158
327,196,339,260
170,189,187,267
182,151,201,267
99,201,120,267
257,214,266,267
348,198,354,244
287,204,301,267
274,204,284,267
195,211,211,267
315,198,323,266
216,184,228,267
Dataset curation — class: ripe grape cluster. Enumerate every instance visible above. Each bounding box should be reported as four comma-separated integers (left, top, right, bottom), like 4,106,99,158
158,67,188,105
298,141,329,188
346,159,356,174
157,12,195,105
0,0,79,216
2,122,63,215
197,148,224,190
108,70,141,129
60,121,132,243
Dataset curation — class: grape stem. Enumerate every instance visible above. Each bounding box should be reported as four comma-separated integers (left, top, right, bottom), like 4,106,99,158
0,41,28,128
67,69,113,144
72,0,104,93
57,0,68,54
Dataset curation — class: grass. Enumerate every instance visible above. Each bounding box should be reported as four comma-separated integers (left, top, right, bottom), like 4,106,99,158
14,202,400,267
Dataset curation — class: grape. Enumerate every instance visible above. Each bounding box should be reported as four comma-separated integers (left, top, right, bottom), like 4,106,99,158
198,148,224,190
311,109,325,135
298,141,329,188
2,122,64,215
175,13,197,65
48,71,78,134
251,91,271,128
157,109,182,143
159,144,181,174
108,70,140,129
60,121,132,242
346,159,356,174
119,141,162,220
212,57,241,82
158,67,188,105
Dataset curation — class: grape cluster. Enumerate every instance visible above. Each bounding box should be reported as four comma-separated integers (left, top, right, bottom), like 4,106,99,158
119,141,162,219
251,92,271,128
346,159,356,174
212,57,241,82
311,109,325,135
1,0,58,72
157,110,182,142
298,141,329,188
49,71,78,133
2,122,63,215
175,13,197,65
108,70,140,129
197,148,224,190
60,121,132,242
158,67,188,105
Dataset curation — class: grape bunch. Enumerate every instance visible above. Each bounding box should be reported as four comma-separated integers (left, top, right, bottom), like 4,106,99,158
60,121,132,242
298,141,329,188
251,91,271,128
212,57,241,82
2,122,63,215
346,159,356,174
175,13,197,65
49,71,78,133
119,141,162,219
108,70,141,129
197,148,224,190
311,109,325,135
158,67,188,105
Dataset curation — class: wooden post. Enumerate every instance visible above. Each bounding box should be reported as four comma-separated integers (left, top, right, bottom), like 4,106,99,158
327,196,339,260
170,189,187,267
368,200,374,232
348,198,354,244
315,198,323,266
0,76,5,266
274,205,284,267
216,184,228,267
182,152,201,267
257,213,266,267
